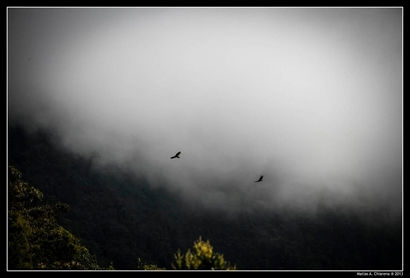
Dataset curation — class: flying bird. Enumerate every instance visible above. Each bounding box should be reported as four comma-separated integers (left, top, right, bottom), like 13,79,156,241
170,151,181,159
255,175,264,183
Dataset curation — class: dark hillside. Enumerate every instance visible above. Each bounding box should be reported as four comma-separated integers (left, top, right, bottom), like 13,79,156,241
8,125,402,270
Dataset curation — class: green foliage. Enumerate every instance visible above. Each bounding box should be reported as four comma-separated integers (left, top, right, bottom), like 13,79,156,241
171,237,236,270
8,166,102,270
8,211,33,269
136,258,166,270
136,238,236,270
9,167,43,211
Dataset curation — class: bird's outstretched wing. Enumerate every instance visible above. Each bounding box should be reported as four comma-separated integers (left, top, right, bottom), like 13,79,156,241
170,151,181,159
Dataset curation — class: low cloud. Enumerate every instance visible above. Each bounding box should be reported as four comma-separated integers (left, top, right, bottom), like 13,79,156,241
8,8,402,216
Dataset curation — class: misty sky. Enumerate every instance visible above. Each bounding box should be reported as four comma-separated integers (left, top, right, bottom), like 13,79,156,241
8,7,402,214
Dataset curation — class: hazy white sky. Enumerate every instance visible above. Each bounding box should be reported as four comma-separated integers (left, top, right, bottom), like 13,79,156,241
8,7,402,214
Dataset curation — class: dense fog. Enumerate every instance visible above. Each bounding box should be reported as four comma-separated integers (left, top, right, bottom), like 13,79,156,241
8,8,402,216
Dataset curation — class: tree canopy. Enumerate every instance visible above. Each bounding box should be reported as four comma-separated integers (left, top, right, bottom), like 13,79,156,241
171,237,236,270
8,166,102,270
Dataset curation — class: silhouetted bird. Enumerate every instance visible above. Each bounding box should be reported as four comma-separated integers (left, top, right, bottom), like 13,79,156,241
170,151,181,159
255,175,264,183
